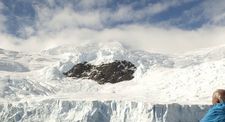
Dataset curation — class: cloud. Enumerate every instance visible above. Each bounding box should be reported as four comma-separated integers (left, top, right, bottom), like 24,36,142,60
34,0,196,32
0,0,225,54
1,24,225,54
39,7,102,30
161,0,225,28
0,2,6,32
202,0,225,26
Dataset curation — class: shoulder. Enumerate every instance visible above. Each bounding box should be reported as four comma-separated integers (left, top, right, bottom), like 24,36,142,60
200,103,225,122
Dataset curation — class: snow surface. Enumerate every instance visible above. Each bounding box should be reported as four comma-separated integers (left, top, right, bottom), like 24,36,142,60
0,41,225,121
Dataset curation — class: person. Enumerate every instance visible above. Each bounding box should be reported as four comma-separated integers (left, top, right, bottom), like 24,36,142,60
200,89,225,122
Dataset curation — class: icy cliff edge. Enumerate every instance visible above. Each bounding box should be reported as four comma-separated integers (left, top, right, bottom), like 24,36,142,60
0,99,209,122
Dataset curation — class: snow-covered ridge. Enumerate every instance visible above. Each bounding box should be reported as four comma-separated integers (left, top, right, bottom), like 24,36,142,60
1,42,225,103
0,99,209,122
0,42,225,121
42,42,174,68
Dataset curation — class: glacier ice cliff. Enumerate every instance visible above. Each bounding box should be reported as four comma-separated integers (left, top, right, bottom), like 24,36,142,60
0,99,209,122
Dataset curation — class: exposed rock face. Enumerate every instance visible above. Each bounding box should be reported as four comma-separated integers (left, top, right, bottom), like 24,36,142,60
63,60,136,84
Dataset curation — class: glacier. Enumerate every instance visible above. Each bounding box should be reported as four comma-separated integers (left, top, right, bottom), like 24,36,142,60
1,41,225,121
0,99,209,122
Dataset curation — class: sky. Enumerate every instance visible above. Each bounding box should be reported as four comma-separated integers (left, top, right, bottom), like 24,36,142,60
0,0,225,53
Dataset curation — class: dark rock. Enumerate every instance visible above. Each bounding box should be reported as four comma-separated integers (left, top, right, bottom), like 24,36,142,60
63,60,137,84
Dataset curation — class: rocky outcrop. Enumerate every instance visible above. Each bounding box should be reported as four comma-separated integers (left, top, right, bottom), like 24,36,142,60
63,60,137,84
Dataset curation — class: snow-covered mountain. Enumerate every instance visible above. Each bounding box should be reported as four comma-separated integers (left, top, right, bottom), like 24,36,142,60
1,41,225,121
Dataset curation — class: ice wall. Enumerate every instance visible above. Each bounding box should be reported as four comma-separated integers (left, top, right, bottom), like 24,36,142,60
0,99,209,122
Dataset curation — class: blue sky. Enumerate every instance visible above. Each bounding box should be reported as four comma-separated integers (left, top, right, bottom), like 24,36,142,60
0,0,225,53
0,0,220,36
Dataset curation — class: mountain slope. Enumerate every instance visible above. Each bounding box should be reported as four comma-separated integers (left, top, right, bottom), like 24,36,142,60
0,42,225,121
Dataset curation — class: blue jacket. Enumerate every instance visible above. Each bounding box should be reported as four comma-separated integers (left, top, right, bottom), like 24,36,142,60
201,102,225,122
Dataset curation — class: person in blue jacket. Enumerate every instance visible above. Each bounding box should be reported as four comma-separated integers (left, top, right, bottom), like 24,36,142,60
201,89,225,122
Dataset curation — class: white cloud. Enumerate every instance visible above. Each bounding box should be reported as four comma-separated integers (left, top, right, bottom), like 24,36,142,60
165,0,225,27
34,0,195,31
1,24,225,54
35,3,103,32
77,0,109,9
1,0,225,54
100,0,195,24
202,1,225,25
45,7,102,30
